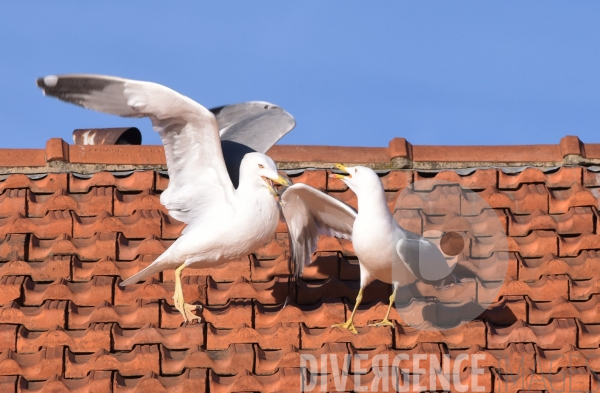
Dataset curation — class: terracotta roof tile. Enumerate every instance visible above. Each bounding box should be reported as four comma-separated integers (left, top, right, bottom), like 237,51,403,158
549,183,598,214
0,189,26,218
0,211,72,239
19,371,113,392
209,368,300,393
394,321,486,349
161,344,253,375
113,369,207,392
112,323,203,351
29,233,116,261
0,300,67,330
414,168,497,190
206,323,299,350
17,324,111,353
498,166,582,189
28,188,113,218
22,276,113,306
254,300,345,329
207,277,287,305
0,324,17,352
487,319,577,349
69,171,153,193
73,210,161,239
114,189,167,217
65,345,160,378
0,346,63,380
301,325,393,349
519,251,600,281
3,137,600,391
72,256,157,282
493,366,590,393
0,234,26,262
463,184,549,215
0,173,67,194
68,300,160,329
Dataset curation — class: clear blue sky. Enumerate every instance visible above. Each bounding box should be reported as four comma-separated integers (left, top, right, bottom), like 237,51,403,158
1,2,599,149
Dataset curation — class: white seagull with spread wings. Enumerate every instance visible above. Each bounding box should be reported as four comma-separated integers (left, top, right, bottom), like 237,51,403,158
280,164,454,334
37,74,293,322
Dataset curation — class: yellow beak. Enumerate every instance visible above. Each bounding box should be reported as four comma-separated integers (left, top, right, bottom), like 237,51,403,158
332,163,351,179
271,174,292,188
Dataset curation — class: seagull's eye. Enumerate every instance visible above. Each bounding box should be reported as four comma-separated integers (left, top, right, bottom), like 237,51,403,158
258,164,264,169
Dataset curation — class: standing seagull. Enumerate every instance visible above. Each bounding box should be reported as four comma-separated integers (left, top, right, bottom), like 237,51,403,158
280,164,454,333
37,74,292,322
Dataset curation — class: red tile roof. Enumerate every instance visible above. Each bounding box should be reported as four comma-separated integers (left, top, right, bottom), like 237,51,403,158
1,135,600,391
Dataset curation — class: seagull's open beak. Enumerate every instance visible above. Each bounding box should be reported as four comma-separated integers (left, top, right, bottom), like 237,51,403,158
263,174,292,197
331,163,351,179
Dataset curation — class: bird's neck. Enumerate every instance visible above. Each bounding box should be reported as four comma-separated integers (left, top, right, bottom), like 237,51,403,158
357,183,393,222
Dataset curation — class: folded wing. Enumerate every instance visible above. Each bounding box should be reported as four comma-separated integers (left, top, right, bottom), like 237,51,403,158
280,183,357,279
37,74,235,223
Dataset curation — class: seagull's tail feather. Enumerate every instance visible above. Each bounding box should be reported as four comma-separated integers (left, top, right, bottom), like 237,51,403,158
120,263,165,287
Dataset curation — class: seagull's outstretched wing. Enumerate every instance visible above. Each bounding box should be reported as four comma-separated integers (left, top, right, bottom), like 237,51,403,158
37,74,235,224
396,236,452,283
212,101,296,188
280,183,357,279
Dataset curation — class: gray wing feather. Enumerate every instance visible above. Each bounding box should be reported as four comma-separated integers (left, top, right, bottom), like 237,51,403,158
211,102,296,188
395,237,452,282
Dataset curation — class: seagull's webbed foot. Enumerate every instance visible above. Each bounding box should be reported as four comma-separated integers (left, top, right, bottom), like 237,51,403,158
368,319,394,327
331,287,364,335
173,263,202,323
331,320,358,334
